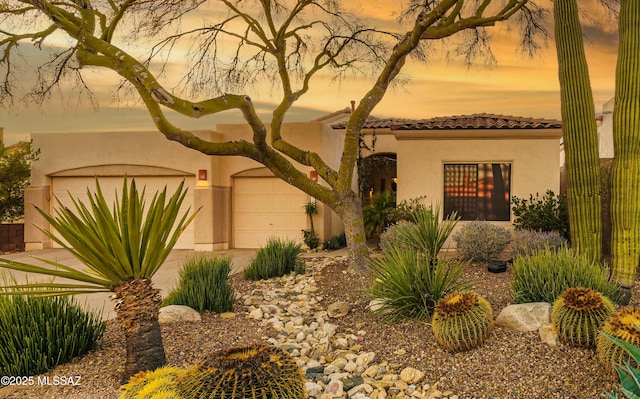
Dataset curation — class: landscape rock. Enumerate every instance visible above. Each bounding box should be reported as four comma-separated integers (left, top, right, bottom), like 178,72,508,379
158,305,201,324
327,301,351,318
539,324,559,346
495,302,551,332
400,367,426,384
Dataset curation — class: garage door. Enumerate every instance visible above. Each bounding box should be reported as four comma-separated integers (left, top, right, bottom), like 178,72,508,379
233,177,308,248
50,176,195,249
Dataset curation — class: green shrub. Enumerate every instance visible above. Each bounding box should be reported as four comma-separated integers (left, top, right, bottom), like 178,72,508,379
379,221,415,252
511,229,567,258
453,221,511,263
0,290,105,376
367,244,472,321
324,233,347,250
244,238,303,280
511,248,619,304
302,229,320,250
511,190,569,235
163,254,235,313
363,191,396,238
387,196,426,225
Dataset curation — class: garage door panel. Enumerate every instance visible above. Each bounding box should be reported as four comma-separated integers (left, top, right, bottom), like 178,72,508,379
51,176,195,249
233,177,308,248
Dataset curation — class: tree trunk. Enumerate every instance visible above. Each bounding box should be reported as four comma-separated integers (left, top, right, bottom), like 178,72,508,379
335,192,370,273
553,0,602,262
610,0,640,303
113,278,166,382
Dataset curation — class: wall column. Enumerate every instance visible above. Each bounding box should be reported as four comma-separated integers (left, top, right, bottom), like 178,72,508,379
23,185,51,251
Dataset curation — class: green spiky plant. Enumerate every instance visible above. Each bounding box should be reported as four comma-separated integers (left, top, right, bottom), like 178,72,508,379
176,345,305,399
597,307,640,376
431,291,493,353
119,366,186,399
0,178,197,381
604,325,640,399
551,287,614,347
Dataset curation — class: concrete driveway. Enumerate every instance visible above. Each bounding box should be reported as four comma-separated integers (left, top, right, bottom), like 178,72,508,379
0,248,257,320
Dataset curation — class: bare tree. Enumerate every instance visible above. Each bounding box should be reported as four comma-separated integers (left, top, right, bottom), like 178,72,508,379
0,0,544,271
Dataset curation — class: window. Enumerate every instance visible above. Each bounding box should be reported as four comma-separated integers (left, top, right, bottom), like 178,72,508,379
443,163,511,221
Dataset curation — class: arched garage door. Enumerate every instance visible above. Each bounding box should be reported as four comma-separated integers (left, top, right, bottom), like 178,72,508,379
233,177,308,248
50,176,195,249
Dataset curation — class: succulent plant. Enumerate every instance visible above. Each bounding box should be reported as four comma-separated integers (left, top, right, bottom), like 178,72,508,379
118,366,185,399
176,345,305,399
597,307,640,375
431,291,493,352
551,287,614,347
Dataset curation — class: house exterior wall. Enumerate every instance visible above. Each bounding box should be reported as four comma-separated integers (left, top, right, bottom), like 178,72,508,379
396,129,562,244
25,123,347,250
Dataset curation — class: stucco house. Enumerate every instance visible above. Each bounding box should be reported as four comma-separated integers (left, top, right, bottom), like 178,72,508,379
22,112,562,251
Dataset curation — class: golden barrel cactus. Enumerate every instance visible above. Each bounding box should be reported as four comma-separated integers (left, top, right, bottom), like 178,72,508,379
431,291,493,352
118,366,185,399
176,345,305,399
597,307,640,375
551,287,614,347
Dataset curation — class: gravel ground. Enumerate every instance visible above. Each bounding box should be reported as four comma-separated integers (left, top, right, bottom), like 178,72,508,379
0,254,633,399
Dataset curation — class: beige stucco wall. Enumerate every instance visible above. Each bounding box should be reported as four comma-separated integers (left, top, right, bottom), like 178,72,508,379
396,129,562,244
26,123,347,250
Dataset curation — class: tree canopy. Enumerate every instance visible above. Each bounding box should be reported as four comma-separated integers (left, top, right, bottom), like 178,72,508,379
0,140,38,222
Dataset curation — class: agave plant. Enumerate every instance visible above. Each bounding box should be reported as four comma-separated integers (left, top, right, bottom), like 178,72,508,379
0,178,197,381
605,328,640,399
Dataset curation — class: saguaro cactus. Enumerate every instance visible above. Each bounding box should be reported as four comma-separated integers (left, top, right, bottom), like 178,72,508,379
553,0,602,263
610,0,640,303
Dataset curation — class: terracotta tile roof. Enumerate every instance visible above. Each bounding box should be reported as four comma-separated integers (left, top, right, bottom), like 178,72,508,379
331,113,562,130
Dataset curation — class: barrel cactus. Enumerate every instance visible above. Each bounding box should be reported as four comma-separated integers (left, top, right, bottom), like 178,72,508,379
119,366,185,399
551,287,614,347
177,344,305,399
597,307,640,375
431,291,493,352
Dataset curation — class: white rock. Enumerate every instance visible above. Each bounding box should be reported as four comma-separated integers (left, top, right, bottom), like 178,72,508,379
356,352,376,366
495,302,551,332
158,305,201,324
306,381,323,396
327,301,351,318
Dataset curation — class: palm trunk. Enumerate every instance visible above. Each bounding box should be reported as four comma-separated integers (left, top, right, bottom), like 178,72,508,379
553,0,602,262
336,192,370,272
113,278,166,382
610,0,640,304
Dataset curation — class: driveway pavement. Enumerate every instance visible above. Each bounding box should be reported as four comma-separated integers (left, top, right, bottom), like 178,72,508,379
0,248,258,320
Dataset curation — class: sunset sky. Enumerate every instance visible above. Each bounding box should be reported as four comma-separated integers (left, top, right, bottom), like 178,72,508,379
0,0,619,145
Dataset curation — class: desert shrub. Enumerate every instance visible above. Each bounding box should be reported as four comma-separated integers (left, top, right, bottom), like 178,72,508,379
387,196,426,225
511,190,569,236
367,244,473,321
324,233,347,250
163,254,235,313
453,221,511,263
363,191,396,238
511,248,619,304
244,238,303,280
0,290,105,376
302,229,320,250
511,229,567,258
396,204,459,266
379,221,415,252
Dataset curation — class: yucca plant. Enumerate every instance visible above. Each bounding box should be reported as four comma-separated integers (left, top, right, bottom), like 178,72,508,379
367,244,473,321
0,178,197,381
396,204,459,266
